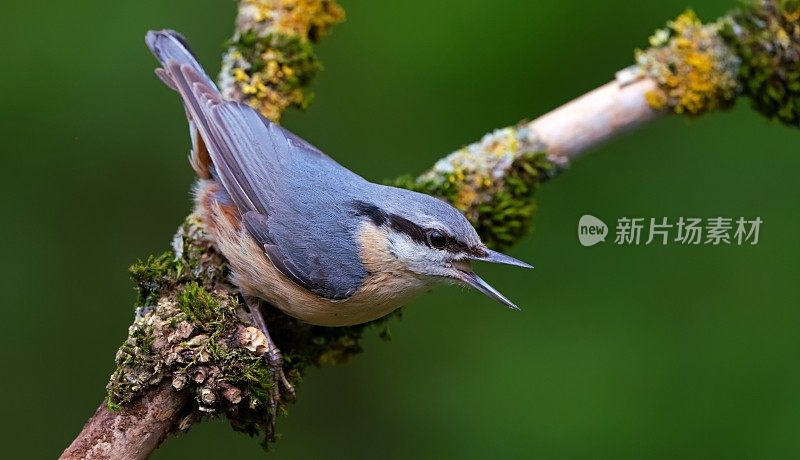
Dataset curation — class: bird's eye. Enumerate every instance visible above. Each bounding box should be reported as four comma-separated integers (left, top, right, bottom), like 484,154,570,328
427,230,448,249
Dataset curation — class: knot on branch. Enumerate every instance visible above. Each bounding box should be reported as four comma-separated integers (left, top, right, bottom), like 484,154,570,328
722,0,800,126
637,10,741,116
391,127,557,250
106,216,394,448
219,0,345,121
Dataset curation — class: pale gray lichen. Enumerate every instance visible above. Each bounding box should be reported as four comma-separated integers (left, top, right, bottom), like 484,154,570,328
423,126,549,186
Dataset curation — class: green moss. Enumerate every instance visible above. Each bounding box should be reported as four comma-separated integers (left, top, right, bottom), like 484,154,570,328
106,390,122,412
129,251,180,306
474,152,554,250
721,0,800,126
129,252,178,283
177,282,222,326
131,323,154,355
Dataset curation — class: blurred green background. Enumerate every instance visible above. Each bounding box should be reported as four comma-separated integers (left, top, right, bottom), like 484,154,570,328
2,0,799,458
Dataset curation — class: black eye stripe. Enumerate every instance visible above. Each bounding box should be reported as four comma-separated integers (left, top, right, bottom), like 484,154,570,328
351,200,387,226
386,214,427,245
354,203,475,254
388,215,473,254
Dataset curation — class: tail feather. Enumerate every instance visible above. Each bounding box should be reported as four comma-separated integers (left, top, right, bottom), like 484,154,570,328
145,30,216,90
146,29,217,178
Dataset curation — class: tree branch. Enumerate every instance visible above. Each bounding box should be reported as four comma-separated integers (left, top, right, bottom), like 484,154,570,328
62,1,799,458
528,72,662,164
61,382,190,460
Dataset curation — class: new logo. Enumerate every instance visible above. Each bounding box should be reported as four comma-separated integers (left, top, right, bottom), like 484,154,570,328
578,215,608,247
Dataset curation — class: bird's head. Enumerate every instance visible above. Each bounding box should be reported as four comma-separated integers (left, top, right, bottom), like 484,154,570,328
352,189,532,309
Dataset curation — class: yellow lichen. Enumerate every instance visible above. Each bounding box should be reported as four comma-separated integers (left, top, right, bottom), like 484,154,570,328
233,68,249,82
636,10,740,116
645,89,668,110
455,186,479,212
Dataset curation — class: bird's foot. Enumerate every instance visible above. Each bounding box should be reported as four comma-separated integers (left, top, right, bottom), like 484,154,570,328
244,296,295,438
265,345,295,404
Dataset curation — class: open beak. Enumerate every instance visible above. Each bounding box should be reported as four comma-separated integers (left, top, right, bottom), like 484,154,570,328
452,249,533,310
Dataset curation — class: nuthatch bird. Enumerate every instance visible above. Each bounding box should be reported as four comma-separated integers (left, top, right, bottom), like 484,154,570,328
146,30,532,393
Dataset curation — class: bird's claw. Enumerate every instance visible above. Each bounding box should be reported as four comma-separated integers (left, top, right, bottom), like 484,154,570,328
264,346,293,441
265,347,295,404
243,296,296,440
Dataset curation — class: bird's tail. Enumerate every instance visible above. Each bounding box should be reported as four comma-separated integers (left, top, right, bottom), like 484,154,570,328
145,29,217,93
145,29,217,178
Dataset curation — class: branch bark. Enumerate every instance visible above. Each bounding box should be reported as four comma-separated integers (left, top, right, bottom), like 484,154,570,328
61,382,190,460
529,70,661,165
62,1,799,458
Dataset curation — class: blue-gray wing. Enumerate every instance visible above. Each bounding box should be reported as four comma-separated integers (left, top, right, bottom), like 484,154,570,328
242,211,361,300
159,59,367,299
